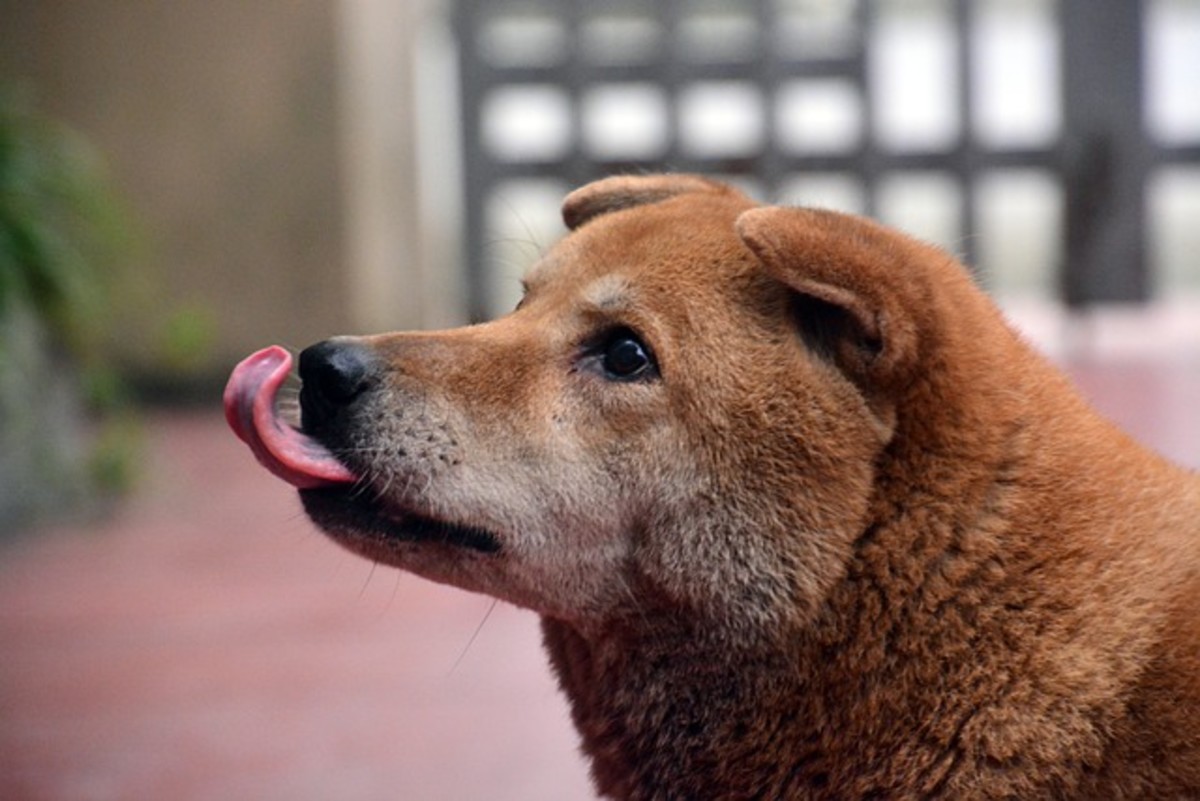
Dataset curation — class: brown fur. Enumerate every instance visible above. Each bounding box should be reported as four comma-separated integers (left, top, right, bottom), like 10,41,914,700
299,175,1200,799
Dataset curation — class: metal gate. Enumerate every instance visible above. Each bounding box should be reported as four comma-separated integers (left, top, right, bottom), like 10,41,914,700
453,0,1200,321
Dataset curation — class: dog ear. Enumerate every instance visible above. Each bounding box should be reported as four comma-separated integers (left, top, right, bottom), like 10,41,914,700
562,174,735,230
736,207,924,426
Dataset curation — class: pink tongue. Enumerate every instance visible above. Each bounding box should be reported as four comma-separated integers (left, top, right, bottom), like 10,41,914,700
223,346,357,489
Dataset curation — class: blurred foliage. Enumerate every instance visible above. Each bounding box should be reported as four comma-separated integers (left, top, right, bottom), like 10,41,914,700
0,86,142,503
0,86,136,359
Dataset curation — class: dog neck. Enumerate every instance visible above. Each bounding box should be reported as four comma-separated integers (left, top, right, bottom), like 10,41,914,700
541,614,818,799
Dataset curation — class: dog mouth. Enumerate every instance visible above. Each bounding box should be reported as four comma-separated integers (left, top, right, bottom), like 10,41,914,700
223,345,500,554
300,486,501,554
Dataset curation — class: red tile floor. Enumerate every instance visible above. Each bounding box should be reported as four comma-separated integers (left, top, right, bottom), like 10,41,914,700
1,355,1198,801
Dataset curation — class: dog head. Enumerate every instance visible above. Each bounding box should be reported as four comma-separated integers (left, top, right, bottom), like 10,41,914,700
226,174,993,637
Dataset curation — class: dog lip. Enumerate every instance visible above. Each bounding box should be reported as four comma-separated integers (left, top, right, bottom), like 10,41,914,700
223,346,358,489
301,487,502,554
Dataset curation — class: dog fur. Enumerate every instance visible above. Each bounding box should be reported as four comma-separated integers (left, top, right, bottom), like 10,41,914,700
239,175,1200,798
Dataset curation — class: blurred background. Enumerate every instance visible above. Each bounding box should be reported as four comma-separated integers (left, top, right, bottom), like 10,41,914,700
1,1,1198,799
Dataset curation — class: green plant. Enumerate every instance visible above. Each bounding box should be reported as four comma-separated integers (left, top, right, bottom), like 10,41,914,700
0,86,142,509
0,86,133,356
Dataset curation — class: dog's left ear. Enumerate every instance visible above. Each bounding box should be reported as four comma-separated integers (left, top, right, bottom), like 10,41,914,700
736,207,923,424
562,174,737,230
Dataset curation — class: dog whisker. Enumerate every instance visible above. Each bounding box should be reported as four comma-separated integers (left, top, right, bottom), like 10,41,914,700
357,559,378,600
448,597,499,676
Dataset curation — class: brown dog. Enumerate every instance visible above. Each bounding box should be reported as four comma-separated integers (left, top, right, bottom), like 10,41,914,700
225,175,1200,799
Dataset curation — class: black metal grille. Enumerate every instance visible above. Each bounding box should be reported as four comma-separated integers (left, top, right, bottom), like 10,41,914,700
453,0,1200,321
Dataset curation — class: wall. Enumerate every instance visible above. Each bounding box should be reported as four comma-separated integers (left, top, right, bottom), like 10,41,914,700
0,1,369,379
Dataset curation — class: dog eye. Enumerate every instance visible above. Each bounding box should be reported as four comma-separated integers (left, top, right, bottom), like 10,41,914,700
601,329,655,380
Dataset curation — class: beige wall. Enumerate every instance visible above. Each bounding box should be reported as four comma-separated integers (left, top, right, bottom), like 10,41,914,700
0,0,436,379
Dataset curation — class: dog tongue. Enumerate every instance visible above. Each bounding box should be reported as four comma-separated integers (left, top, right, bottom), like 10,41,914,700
223,345,357,489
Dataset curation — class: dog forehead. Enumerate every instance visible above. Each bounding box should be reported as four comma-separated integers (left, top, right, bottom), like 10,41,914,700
528,192,753,293
577,273,632,310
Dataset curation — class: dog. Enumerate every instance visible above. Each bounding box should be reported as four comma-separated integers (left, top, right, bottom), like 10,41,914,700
225,174,1200,799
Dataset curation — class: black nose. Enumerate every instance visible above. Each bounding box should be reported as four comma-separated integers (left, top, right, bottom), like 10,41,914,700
298,339,376,431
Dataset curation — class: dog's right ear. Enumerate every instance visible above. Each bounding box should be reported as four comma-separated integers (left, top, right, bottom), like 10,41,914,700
736,206,929,439
562,174,735,230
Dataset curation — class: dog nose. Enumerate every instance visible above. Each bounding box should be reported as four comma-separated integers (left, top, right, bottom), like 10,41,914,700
298,339,376,430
